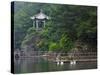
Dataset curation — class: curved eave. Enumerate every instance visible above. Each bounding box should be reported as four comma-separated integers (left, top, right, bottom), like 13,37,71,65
30,12,50,20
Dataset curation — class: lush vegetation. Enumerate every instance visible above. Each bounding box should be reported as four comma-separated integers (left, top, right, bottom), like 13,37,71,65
13,2,97,53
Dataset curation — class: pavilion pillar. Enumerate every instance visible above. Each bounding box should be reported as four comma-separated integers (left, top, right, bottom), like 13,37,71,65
33,20,35,28
43,20,45,28
36,20,38,30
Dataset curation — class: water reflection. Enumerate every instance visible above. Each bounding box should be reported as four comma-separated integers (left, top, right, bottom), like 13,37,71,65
14,57,97,74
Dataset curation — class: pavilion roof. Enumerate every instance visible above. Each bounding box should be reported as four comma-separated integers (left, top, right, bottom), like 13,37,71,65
30,10,50,20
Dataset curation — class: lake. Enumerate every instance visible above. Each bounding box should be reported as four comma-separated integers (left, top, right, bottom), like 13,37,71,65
14,57,97,74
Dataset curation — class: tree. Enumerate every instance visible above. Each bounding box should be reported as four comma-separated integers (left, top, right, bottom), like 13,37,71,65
14,2,97,53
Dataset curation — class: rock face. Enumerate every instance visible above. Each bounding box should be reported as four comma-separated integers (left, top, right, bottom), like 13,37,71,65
20,32,42,57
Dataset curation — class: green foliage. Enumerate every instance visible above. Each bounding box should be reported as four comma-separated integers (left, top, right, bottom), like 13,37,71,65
14,2,97,52
49,42,59,51
59,34,73,52
27,27,36,34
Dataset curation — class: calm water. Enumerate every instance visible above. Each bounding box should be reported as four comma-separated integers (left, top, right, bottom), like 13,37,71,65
14,57,97,74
